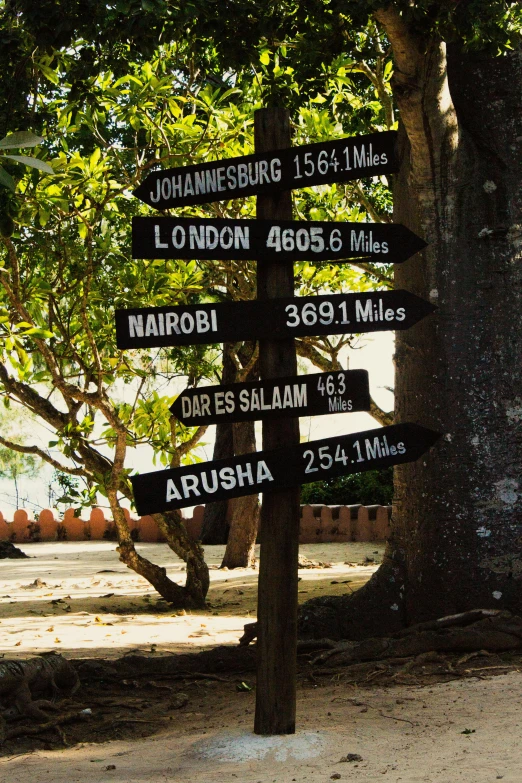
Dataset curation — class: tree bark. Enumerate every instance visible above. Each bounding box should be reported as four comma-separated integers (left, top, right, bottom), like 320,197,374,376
393,40,522,623
220,419,260,568
200,343,236,544
107,490,201,607
221,340,260,568
298,21,522,640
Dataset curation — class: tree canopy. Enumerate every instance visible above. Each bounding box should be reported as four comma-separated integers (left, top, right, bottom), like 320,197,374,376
0,0,520,619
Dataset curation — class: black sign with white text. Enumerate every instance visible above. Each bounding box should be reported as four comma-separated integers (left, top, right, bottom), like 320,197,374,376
133,131,397,209
131,423,440,514
170,369,370,426
115,290,436,350
132,217,426,265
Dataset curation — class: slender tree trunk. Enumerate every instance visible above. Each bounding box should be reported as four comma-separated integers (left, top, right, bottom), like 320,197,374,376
221,340,260,568
298,21,522,640
220,419,260,568
107,491,208,608
200,343,236,544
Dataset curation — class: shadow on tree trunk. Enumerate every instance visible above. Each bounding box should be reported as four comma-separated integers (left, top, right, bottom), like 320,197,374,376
297,544,408,641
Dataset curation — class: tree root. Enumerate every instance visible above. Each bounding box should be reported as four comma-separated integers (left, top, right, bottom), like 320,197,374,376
75,645,257,684
73,610,522,695
4,710,89,742
310,609,522,667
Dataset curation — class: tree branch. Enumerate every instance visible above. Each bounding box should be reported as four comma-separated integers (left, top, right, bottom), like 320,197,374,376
370,397,394,427
0,435,85,476
295,339,334,372
0,362,68,430
178,423,208,456
351,182,392,223
349,262,393,287
373,6,458,188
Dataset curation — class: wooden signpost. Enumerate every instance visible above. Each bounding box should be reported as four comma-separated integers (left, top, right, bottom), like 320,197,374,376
118,107,439,737
170,369,371,426
115,290,435,349
132,216,426,265
131,423,440,515
133,130,398,209
253,109,301,735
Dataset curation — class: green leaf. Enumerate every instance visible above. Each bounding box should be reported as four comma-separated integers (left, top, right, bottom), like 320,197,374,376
1,155,53,174
39,209,50,227
39,64,59,85
89,148,101,168
259,50,270,66
0,131,44,149
0,166,15,191
21,326,54,339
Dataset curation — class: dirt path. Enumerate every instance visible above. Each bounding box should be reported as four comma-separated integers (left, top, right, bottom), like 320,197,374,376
0,541,382,657
2,542,521,781
2,671,521,782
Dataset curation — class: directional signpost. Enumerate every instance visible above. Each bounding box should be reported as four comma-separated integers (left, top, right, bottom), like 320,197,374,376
133,130,398,209
132,216,426,265
131,423,440,515
117,106,439,737
253,109,301,735
116,290,435,349
170,369,370,426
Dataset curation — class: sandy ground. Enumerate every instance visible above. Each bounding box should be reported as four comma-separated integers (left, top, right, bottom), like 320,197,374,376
0,541,382,658
1,542,521,782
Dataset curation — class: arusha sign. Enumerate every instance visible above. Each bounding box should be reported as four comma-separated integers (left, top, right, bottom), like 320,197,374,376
115,290,436,350
170,369,370,426
133,131,398,209
132,216,426,265
131,423,440,514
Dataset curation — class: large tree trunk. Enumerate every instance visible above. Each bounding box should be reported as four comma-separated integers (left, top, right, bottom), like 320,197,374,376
298,20,522,640
220,419,260,568
393,41,522,622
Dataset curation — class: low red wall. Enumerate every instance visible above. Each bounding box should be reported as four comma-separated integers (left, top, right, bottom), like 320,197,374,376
0,504,391,545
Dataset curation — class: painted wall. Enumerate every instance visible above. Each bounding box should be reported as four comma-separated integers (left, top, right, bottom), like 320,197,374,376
0,504,391,545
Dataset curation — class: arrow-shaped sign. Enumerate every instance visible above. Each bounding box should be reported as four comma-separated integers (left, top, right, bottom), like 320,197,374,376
115,290,436,350
131,423,440,514
171,369,370,426
133,131,398,210
132,217,426,265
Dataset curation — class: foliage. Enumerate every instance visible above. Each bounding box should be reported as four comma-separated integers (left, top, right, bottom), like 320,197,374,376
49,469,96,511
0,130,53,236
0,6,401,514
0,0,517,596
0,131,53,188
300,466,393,507
0,407,43,506
0,444,40,484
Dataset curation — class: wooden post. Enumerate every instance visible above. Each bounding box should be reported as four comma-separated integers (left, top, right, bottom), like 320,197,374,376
254,108,300,735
